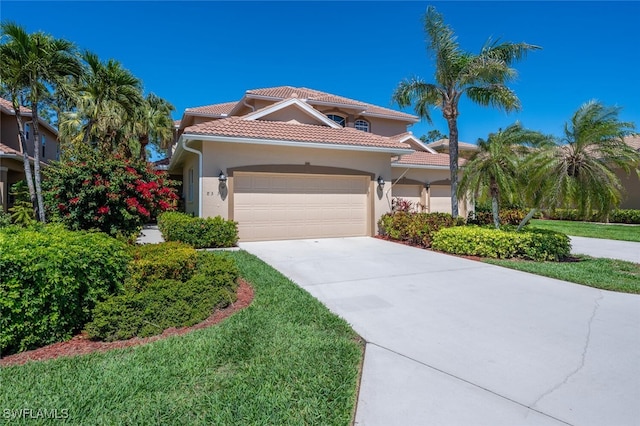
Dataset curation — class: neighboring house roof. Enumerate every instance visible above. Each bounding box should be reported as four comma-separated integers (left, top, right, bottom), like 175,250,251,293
390,132,437,153
0,142,22,157
183,117,412,151
624,134,640,151
185,101,238,117
425,138,478,151
392,151,464,169
0,97,58,136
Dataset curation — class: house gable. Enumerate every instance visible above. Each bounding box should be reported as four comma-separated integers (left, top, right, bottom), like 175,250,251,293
243,98,342,128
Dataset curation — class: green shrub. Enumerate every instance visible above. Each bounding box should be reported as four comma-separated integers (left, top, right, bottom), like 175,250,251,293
85,252,239,341
467,208,528,226
42,151,178,237
0,210,11,228
431,226,571,261
0,226,130,355
378,212,458,247
158,211,238,248
125,242,198,292
609,209,640,224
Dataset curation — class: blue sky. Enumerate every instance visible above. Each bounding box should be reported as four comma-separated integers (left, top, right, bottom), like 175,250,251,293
2,1,639,155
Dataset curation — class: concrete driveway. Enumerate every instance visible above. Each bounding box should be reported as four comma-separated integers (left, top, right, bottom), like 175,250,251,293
240,237,640,426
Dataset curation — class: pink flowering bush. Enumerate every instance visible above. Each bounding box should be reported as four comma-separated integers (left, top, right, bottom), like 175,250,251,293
43,152,178,237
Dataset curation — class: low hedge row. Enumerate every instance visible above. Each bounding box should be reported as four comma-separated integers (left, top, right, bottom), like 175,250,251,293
0,225,130,355
378,212,461,247
85,250,239,341
544,208,640,224
467,208,529,226
431,226,571,261
158,212,238,248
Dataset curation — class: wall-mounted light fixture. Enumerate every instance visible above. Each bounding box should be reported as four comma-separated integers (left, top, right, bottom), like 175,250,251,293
425,182,431,190
218,171,227,183
377,176,385,187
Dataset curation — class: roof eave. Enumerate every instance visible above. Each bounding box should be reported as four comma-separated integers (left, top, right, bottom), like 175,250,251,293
360,111,419,123
182,133,414,155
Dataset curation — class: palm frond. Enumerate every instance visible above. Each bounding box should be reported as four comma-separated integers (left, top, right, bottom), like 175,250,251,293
391,77,442,123
466,85,521,112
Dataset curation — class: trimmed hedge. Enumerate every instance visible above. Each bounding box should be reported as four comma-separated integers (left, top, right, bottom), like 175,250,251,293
0,226,130,355
378,212,461,247
431,226,571,261
467,208,528,226
544,208,640,224
85,252,239,341
125,242,198,292
158,212,238,248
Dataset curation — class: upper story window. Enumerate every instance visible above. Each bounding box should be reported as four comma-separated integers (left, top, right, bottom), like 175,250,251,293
25,124,30,140
41,135,46,157
355,119,370,132
326,114,346,127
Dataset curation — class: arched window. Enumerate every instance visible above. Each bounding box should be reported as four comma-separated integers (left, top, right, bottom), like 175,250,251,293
354,119,370,132
326,114,346,127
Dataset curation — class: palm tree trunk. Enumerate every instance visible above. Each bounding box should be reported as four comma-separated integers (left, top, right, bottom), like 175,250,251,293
490,177,500,229
82,120,95,145
139,134,149,161
517,208,538,232
446,117,459,218
12,108,37,218
30,101,46,222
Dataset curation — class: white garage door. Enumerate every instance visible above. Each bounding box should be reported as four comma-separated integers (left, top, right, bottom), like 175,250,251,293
234,172,369,241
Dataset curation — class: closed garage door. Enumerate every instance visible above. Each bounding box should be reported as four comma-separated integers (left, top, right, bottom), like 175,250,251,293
430,185,452,213
392,184,424,211
234,172,369,241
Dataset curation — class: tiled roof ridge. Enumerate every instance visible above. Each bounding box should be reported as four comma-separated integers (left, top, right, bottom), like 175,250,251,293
0,97,32,114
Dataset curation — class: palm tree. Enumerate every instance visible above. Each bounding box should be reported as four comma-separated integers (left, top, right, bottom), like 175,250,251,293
72,51,142,150
458,123,550,228
392,6,540,217
0,22,81,221
134,93,175,160
525,101,638,222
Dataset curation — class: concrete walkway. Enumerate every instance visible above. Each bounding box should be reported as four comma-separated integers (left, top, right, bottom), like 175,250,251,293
570,236,640,263
240,237,640,426
136,225,164,244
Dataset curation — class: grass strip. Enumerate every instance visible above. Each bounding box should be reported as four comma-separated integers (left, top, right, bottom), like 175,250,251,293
485,256,640,294
0,251,363,425
530,219,640,242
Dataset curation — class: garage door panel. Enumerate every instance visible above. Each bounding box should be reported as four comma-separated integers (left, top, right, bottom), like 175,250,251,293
234,172,369,241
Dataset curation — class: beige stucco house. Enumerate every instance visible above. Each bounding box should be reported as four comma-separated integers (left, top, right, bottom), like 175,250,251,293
619,135,640,209
0,97,59,211
169,86,467,241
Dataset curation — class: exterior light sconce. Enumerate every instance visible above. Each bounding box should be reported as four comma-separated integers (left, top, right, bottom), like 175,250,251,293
377,176,385,187
218,171,227,184
425,182,431,190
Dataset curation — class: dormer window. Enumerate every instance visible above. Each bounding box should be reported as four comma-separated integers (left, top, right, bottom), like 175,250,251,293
355,119,370,132
326,114,346,127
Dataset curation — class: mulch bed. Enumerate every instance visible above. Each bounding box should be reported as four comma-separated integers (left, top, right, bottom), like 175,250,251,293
0,279,254,368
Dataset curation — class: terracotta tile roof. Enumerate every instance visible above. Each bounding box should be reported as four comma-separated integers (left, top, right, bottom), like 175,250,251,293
184,118,411,150
624,135,640,151
393,151,465,167
0,142,22,156
246,86,418,121
0,97,32,114
426,138,478,151
186,101,237,116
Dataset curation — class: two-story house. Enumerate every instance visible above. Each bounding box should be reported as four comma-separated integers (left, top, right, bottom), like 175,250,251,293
169,86,467,241
0,97,60,212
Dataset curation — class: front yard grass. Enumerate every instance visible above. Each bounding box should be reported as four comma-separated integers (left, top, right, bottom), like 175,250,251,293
0,251,363,425
485,256,640,294
530,219,640,242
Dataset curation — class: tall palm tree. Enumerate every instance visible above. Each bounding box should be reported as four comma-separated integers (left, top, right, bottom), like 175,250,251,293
134,93,175,160
0,22,81,221
73,51,142,150
525,101,638,221
392,6,540,217
458,123,550,228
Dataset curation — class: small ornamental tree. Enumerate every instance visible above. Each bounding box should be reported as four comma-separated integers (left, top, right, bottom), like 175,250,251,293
43,151,178,236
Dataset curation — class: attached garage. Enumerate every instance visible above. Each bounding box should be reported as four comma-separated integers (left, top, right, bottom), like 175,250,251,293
233,172,370,241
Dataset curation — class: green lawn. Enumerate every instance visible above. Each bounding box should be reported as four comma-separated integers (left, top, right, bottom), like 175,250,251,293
0,251,363,425
486,256,640,294
530,219,640,242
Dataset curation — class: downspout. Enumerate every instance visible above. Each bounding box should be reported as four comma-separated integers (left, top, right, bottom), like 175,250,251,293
181,137,203,217
243,99,255,112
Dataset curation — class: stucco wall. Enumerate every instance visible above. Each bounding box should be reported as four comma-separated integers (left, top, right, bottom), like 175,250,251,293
617,168,640,209
196,140,393,234
1,113,59,161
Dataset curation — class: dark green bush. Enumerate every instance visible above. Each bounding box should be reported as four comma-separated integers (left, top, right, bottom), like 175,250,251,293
431,226,571,261
158,212,238,248
0,210,11,228
609,209,640,224
378,212,459,247
544,208,640,224
0,226,130,355
125,242,198,292
85,252,239,341
467,208,528,226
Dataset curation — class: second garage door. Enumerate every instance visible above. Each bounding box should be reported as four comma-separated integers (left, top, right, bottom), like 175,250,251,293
233,172,369,241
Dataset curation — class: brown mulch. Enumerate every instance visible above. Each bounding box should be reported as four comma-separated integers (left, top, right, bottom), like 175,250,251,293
0,279,254,368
